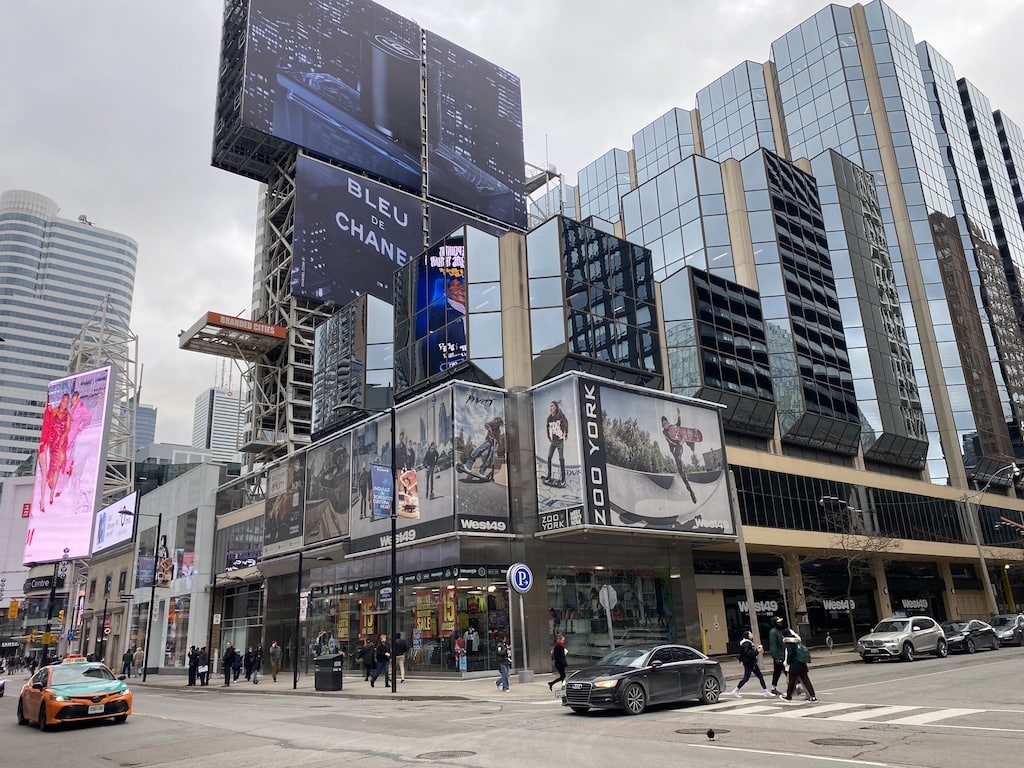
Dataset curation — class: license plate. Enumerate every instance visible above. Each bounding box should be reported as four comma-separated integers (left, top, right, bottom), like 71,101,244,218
88,704,105,714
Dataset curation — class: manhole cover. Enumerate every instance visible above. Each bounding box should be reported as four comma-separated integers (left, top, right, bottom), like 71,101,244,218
810,738,877,747
416,751,476,760
676,728,730,735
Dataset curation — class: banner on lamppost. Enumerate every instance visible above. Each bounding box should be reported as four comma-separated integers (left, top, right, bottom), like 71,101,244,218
370,463,393,521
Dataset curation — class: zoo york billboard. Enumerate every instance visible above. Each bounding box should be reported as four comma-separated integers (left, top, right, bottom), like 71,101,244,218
531,373,735,538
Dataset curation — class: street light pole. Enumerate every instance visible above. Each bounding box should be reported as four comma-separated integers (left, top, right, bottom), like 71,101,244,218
294,550,303,690
964,464,1016,616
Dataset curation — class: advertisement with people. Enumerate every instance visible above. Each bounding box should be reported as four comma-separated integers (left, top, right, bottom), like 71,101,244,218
530,376,586,532
304,432,353,545
532,373,734,537
264,453,306,556
92,491,138,555
453,382,510,534
24,365,113,564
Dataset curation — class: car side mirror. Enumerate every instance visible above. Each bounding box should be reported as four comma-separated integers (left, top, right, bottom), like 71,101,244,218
33,682,45,690
118,674,127,680
649,660,663,668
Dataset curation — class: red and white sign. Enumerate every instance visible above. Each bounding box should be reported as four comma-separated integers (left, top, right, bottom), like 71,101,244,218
206,311,287,339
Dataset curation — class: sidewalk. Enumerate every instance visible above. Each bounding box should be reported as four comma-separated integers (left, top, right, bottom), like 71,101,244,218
126,646,862,702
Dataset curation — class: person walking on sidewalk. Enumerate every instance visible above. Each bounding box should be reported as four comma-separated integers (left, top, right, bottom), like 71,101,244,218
221,643,238,686
133,646,145,677
251,644,263,684
393,632,408,683
730,630,772,697
782,630,817,702
121,648,134,678
370,633,391,687
198,647,210,686
361,638,376,681
269,641,282,682
768,616,788,695
548,633,568,690
494,634,512,692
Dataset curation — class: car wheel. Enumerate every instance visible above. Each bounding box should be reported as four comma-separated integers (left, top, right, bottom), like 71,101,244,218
569,706,590,714
113,715,128,723
992,637,1000,650
699,674,722,704
38,705,49,732
935,639,948,658
966,639,976,654
901,643,915,662
621,682,647,715
17,699,28,726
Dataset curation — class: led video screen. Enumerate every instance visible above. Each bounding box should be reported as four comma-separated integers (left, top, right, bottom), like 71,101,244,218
24,365,113,564
264,452,306,556
243,0,422,192
293,154,425,303
425,32,527,229
92,492,138,555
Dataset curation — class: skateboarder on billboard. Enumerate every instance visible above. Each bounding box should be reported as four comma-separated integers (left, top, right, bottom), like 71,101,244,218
660,409,701,504
459,417,503,481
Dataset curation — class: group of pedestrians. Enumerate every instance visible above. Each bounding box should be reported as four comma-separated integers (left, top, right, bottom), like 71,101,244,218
731,616,817,702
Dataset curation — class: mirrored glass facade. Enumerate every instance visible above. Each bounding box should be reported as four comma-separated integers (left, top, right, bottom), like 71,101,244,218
633,108,697,185
697,61,779,163
576,148,631,223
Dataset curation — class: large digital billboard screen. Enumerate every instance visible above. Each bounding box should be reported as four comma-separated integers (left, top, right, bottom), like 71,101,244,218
240,1,526,232
24,365,113,564
92,492,138,555
243,0,423,192
304,432,353,545
532,374,734,537
425,32,526,229
293,154,424,303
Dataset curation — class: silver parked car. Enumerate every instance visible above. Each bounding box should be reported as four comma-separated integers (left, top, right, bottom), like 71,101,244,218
857,616,948,662
987,614,1024,646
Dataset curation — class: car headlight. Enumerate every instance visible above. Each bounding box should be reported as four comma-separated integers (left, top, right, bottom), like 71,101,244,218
52,694,70,702
593,679,619,689
883,640,899,646
118,689,130,697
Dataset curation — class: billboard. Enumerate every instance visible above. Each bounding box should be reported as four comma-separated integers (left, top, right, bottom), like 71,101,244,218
453,382,510,533
264,453,306,556
348,385,460,553
244,0,423,192
531,374,734,537
304,432,353,545
240,1,526,230
24,365,113,564
92,492,138,555
425,32,527,229
293,155,425,303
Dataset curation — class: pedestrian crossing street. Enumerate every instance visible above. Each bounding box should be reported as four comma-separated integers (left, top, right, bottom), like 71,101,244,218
695,696,988,726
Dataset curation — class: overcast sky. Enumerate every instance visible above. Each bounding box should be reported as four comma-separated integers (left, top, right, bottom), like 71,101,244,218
2,1,1022,446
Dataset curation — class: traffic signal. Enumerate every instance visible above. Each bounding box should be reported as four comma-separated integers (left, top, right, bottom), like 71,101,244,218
57,609,65,626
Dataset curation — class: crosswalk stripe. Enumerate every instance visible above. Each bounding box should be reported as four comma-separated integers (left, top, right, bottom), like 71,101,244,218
885,708,985,725
769,702,859,718
828,705,919,721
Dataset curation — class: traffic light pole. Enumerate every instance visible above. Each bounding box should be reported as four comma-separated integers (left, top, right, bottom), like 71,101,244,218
42,548,70,663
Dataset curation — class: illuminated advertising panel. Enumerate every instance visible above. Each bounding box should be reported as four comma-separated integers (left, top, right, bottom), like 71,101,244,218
92,492,138,555
264,453,306,556
425,32,527,229
533,373,734,537
407,232,467,379
453,383,509,533
348,386,457,553
304,432,352,545
24,365,113,564
243,0,422,191
531,377,586,531
293,154,425,303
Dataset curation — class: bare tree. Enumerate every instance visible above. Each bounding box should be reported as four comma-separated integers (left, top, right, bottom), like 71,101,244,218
818,496,902,641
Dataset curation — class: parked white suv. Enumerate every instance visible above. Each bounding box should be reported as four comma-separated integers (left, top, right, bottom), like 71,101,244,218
857,616,948,662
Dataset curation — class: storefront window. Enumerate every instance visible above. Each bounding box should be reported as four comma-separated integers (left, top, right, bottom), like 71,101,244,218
546,566,674,664
164,596,190,667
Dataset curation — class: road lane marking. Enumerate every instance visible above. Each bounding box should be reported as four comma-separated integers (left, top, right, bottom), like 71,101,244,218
827,705,919,721
689,743,900,766
829,656,1007,692
769,702,860,718
885,708,985,725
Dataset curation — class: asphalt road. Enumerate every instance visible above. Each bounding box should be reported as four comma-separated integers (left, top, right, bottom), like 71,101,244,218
2,646,1022,768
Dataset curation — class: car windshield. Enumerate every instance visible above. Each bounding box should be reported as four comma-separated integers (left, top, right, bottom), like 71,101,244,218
596,647,650,668
872,620,909,633
50,665,115,686
989,616,1013,628
941,622,966,633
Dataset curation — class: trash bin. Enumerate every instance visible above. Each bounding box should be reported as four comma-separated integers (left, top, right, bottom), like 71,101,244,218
313,653,344,691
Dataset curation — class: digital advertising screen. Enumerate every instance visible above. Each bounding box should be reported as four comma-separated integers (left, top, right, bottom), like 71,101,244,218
304,432,353,545
243,0,423,192
420,232,468,377
532,373,734,537
425,32,527,229
92,492,138,555
23,365,113,564
293,154,425,304
264,453,307,556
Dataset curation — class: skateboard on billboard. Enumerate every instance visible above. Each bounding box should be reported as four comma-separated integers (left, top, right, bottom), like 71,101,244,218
456,463,493,482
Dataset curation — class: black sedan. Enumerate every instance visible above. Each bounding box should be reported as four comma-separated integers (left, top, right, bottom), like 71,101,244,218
560,643,724,716
940,620,1000,653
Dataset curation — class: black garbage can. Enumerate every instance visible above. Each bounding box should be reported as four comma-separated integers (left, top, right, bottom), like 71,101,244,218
313,653,344,691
